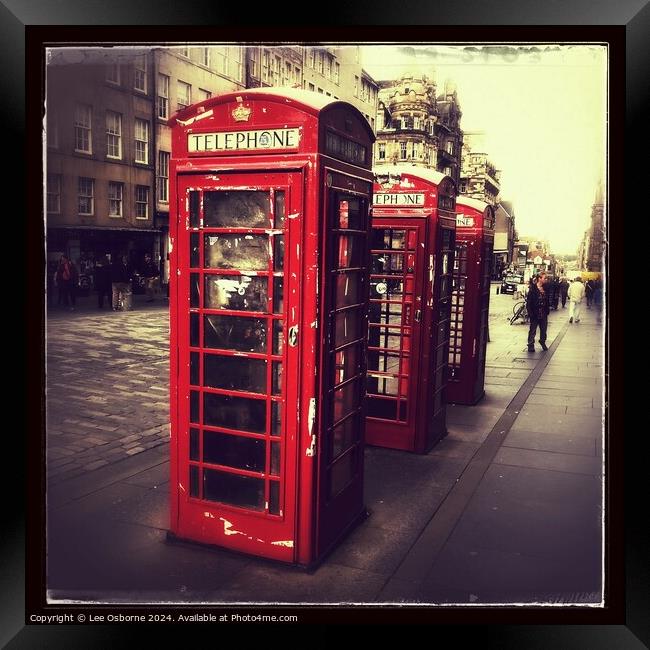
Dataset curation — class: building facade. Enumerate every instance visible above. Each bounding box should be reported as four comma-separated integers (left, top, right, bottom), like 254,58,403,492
586,180,605,272
492,200,517,278
459,131,501,206
46,46,246,289
373,75,463,187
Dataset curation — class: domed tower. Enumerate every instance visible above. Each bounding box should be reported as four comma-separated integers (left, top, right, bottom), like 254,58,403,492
374,74,439,170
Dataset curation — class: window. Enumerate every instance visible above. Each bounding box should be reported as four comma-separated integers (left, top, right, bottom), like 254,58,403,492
177,81,191,111
106,111,122,159
135,185,149,219
78,177,94,215
108,181,123,217
250,48,259,78
202,47,211,67
47,174,61,213
446,140,454,155
411,142,417,159
400,141,407,160
134,118,149,164
334,61,340,84
180,47,190,58
106,63,120,84
294,66,301,85
74,104,92,153
325,55,332,78
317,87,323,94
158,73,169,119
308,82,315,92
47,110,58,148
354,75,359,97
198,88,212,102
273,56,281,85
284,61,292,85
378,143,386,160
309,48,315,69
134,55,147,92
158,151,170,202
228,46,243,82
317,51,324,74
262,51,270,82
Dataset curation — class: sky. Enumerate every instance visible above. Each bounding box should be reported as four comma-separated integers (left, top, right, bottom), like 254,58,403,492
359,44,607,256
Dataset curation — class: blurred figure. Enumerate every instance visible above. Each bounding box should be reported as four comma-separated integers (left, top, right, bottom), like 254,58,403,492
593,279,603,324
111,255,133,311
140,253,160,302
550,276,560,310
94,256,112,309
585,278,595,308
559,277,569,308
568,276,585,324
55,255,78,311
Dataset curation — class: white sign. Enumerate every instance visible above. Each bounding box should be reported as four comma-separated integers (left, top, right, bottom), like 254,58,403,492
456,215,475,227
188,128,300,152
373,193,425,206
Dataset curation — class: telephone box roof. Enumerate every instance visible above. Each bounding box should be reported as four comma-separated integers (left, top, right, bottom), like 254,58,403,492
457,195,492,213
374,165,452,187
169,87,375,140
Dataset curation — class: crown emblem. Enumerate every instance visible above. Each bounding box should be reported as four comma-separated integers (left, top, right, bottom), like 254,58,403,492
232,104,251,122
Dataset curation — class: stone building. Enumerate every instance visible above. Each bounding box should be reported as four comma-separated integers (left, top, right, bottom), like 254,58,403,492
493,200,517,278
586,179,605,272
459,131,501,206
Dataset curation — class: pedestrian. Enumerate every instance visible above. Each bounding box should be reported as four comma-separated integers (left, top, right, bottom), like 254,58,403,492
111,255,133,311
593,279,603,324
55,255,78,311
567,276,586,323
585,279,595,308
140,253,160,302
94,256,112,309
559,277,569,308
550,276,560,310
526,272,550,352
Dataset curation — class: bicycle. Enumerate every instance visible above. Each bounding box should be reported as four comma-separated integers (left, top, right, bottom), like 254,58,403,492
510,300,529,325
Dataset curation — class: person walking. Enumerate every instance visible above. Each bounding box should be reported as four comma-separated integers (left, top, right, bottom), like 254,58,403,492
568,276,586,323
550,276,560,310
55,255,78,311
111,255,133,311
526,272,550,352
559,277,569,308
585,279,595,308
140,253,160,302
94,256,112,309
593,279,603,324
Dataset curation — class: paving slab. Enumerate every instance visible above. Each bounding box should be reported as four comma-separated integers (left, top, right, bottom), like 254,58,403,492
494,446,603,475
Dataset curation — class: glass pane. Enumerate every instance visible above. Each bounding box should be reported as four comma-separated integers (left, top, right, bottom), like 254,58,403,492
371,228,405,250
337,235,364,269
269,480,280,515
271,401,282,437
366,348,400,374
189,464,199,497
190,428,200,461
336,197,363,230
270,441,280,476
189,190,199,228
367,373,400,396
204,355,267,393
335,272,361,307
368,327,407,352
332,414,357,459
190,273,200,307
371,253,403,275
203,430,266,472
273,277,284,314
204,234,270,270
204,393,266,433
190,390,199,424
369,300,402,326
190,232,199,268
190,312,199,347
366,396,398,420
329,449,355,498
203,468,265,510
334,309,362,347
272,361,282,395
333,379,359,424
274,191,285,228
333,344,360,385
190,351,199,385
205,275,268,312
203,190,270,228
273,235,284,271
273,320,284,355
204,314,267,353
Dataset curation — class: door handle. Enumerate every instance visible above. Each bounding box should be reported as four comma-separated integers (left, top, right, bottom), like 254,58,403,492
414,309,422,323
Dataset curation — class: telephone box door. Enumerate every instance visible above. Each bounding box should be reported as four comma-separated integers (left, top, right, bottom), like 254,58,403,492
366,221,427,451
173,171,302,561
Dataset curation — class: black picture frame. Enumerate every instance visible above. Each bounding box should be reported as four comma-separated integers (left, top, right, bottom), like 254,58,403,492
10,0,644,643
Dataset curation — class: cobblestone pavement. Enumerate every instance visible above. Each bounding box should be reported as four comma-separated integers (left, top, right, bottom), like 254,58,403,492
46,304,170,485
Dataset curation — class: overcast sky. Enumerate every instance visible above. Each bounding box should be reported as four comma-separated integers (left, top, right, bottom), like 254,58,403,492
359,44,606,256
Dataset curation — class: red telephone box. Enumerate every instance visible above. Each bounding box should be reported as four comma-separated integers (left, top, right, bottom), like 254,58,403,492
447,196,495,405
167,89,375,565
367,166,456,452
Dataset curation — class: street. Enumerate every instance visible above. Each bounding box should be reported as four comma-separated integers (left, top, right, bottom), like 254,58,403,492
44,287,604,605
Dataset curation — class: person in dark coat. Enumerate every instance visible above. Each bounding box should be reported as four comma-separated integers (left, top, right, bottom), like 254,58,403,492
140,253,160,302
526,272,550,352
55,255,78,311
550,276,561,310
559,277,569,308
111,255,134,311
94,256,112,309
585,279,595,308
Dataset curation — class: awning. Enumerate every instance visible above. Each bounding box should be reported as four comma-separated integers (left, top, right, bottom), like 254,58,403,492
47,225,161,233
